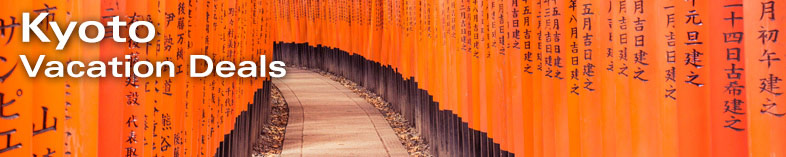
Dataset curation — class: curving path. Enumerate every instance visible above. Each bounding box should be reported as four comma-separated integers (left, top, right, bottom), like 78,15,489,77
274,68,408,157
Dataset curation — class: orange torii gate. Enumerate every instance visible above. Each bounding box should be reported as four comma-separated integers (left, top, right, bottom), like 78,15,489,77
1,0,274,156
274,0,785,156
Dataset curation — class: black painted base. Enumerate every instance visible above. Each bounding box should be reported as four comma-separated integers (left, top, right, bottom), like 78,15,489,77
213,81,273,157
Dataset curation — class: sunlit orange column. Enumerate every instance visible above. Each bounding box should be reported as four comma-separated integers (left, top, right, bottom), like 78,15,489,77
675,0,711,156
539,0,556,156
0,2,33,157
654,0,678,156
744,0,786,156
576,0,602,156
629,0,661,156
707,0,748,156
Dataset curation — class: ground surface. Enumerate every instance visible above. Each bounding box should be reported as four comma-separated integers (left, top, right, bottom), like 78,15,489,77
273,68,409,157
312,69,432,156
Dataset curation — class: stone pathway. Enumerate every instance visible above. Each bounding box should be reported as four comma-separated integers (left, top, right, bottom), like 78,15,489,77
274,68,408,157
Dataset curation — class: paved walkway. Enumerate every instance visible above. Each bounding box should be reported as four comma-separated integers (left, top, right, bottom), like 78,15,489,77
274,68,408,157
